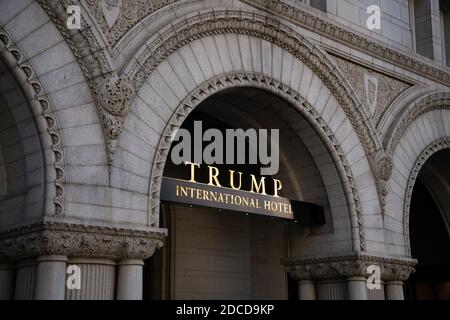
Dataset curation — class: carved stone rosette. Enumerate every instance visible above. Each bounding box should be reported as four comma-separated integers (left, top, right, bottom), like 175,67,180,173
0,222,165,261
284,254,416,282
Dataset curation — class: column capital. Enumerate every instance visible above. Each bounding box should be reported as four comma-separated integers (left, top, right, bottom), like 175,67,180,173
283,253,417,281
0,221,166,261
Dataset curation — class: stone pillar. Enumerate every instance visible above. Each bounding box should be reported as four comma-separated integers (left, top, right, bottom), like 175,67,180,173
14,260,36,300
116,259,144,300
316,279,347,300
35,255,68,300
347,276,368,300
297,280,316,300
382,262,415,300
385,281,405,300
288,265,316,300
0,264,15,300
65,258,116,300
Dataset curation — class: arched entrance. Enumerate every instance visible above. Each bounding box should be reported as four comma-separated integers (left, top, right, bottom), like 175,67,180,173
143,85,353,299
405,149,450,300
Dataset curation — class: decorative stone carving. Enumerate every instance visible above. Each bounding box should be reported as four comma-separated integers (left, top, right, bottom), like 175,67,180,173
244,0,450,86
85,0,179,46
148,71,367,251
284,254,416,282
101,0,123,29
368,151,394,212
97,76,135,163
364,73,378,116
403,138,450,257
330,55,411,125
0,222,165,261
0,26,66,216
36,0,449,169
123,9,383,163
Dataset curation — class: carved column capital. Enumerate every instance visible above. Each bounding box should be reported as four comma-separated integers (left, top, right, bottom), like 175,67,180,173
0,221,165,261
283,254,416,282
96,76,135,164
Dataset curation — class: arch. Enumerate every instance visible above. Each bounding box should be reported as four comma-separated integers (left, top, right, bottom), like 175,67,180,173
145,71,366,252
403,138,450,256
384,91,450,156
0,25,65,217
385,98,450,256
122,8,382,160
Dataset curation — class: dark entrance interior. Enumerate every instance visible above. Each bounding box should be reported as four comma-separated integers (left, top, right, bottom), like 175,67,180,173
142,87,332,300
405,149,450,300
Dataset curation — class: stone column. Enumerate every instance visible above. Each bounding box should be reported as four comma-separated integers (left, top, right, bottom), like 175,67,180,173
65,258,116,300
14,260,36,300
347,276,368,300
382,262,415,300
385,281,405,300
288,265,316,300
297,280,316,300
34,255,68,300
116,259,145,300
0,263,15,300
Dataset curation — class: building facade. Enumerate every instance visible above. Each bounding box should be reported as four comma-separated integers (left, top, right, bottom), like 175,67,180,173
0,0,449,300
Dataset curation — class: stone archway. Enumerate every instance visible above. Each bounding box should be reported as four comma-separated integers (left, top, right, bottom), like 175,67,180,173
147,72,366,252
403,145,450,300
144,79,360,299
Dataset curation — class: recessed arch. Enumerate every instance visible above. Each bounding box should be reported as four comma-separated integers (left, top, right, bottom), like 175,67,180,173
146,71,366,252
0,25,65,219
403,138,450,257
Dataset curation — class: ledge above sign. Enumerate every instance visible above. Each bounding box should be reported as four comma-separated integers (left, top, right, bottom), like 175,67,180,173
160,177,325,225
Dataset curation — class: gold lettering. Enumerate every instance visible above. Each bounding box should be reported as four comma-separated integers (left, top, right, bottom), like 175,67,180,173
229,170,243,190
242,196,249,207
264,200,271,210
273,179,282,197
250,175,266,195
208,166,221,187
180,186,188,197
185,161,200,183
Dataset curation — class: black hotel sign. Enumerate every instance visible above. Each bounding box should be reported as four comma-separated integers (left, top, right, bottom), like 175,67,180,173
161,177,325,225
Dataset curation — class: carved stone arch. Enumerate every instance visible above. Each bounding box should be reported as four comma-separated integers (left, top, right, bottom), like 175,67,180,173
403,138,450,256
148,72,367,252
0,26,65,216
121,8,382,160
385,91,450,157
377,85,432,138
